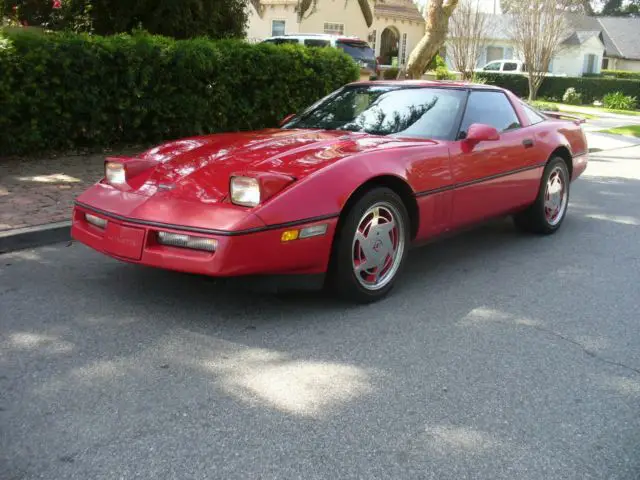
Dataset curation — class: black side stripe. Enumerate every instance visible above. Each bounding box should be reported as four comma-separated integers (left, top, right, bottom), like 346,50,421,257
75,201,339,237
415,162,547,197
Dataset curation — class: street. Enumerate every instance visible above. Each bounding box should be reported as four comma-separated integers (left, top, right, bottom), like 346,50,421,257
2,146,640,479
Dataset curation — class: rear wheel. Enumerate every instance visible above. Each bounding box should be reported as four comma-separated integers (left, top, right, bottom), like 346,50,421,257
513,156,570,234
328,187,410,303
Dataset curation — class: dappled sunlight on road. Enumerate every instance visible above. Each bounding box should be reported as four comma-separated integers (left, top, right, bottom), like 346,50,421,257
421,425,503,454
585,213,640,226
597,375,640,397
5,332,73,354
457,306,542,328
202,348,376,418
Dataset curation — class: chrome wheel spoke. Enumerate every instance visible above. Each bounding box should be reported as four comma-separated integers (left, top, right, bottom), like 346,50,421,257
351,201,405,291
544,166,567,226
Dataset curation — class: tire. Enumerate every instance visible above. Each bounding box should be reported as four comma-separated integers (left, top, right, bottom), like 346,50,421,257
513,156,570,235
327,187,411,304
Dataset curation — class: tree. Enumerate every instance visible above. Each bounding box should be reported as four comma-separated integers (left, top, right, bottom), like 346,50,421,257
509,0,570,100
404,0,460,79
501,0,595,15
600,0,640,16
447,0,492,80
2,0,249,39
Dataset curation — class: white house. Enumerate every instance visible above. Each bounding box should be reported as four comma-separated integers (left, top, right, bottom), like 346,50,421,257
443,13,606,77
246,0,426,68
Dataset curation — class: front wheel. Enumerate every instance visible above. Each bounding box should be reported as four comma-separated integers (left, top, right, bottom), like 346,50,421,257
328,187,410,303
514,156,570,235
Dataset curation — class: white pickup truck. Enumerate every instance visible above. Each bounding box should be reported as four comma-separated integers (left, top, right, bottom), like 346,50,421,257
475,59,566,76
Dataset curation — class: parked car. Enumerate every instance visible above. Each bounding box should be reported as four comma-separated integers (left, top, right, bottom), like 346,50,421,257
476,59,566,76
261,33,378,79
71,80,588,303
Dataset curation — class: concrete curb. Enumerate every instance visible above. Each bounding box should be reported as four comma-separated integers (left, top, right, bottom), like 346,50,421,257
0,221,71,254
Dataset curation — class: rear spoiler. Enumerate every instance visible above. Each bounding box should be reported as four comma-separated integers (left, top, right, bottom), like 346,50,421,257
541,111,586,125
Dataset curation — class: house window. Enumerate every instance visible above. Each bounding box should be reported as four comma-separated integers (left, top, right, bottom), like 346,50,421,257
486,46,504,62
602,57,609,70
583,54,598,74
401,33,407,65
271,20,286,36
324,22,345,35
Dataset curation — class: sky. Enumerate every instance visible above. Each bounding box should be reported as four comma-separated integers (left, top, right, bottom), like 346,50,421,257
414,0,502,14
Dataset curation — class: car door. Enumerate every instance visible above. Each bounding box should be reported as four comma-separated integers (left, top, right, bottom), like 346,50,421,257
449,90,540,228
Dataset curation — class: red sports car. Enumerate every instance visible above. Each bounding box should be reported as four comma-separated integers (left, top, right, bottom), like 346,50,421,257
71,80,588,302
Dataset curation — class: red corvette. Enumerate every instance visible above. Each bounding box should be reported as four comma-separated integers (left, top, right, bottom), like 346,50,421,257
72,80,588,302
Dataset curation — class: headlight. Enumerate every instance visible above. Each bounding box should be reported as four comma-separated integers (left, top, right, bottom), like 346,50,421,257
105,162,126,185
230,176,260,207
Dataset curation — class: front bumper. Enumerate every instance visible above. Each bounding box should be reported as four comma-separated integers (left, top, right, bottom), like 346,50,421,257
71,204,338,278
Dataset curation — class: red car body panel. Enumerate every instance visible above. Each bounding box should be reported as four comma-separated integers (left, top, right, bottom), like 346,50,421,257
71,81,588,282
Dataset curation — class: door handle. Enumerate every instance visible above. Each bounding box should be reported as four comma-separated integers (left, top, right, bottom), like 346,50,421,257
522,138,534,148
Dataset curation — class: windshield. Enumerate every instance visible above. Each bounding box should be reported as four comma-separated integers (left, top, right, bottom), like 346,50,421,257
336,41,376,61
282,85,466,140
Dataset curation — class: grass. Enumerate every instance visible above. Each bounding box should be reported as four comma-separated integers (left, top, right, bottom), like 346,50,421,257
542,101,640,117
597,125,640,137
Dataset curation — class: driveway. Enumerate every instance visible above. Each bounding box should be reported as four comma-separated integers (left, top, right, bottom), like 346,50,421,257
2,147,640,479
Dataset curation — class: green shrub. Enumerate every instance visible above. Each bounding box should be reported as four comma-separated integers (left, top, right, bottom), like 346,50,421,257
602,69,640,80
435,66,455,80
603,91,638,110
529,101,559,112
474,72,640,103
562,87,582,105
0,30,359,155
382,67,399,79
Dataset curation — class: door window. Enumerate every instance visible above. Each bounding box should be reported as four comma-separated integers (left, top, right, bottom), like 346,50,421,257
483,61,501,71
458,91,521,138
503,62,518,71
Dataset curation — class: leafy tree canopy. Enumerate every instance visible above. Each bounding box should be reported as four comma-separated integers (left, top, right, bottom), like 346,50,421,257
3,0,248,38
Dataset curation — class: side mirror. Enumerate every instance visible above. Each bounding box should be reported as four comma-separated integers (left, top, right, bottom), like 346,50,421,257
466,123,500,142
461,123,499,153
279,113,296,127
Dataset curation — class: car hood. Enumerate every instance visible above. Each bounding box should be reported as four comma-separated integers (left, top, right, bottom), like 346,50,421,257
124,129,435,204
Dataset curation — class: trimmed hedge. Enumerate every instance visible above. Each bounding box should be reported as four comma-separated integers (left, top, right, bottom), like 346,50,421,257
0,31,359,155
602,69,640,80
475,72,640,103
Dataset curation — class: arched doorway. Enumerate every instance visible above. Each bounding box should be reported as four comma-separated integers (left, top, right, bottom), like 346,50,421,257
379,26,400,66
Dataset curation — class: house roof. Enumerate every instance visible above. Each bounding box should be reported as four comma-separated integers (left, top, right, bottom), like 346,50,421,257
373,0,425,23
597,17,640,60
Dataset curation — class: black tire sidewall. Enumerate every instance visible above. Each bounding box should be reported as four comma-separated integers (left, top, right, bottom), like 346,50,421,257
330,187,411,303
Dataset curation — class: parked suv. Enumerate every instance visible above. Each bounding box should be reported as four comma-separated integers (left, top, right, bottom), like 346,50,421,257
261,33,378,79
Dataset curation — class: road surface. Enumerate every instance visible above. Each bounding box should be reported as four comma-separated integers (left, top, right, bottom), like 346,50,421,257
2,146,640,479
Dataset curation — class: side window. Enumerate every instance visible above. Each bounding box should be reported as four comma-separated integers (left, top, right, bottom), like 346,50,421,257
459,91,521,138
503,62,518,71
520,102,546,125
304,39,330,48
483,62,501,71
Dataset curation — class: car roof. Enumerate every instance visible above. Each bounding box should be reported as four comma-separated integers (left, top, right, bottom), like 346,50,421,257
348,79,507,91
263,33,367,42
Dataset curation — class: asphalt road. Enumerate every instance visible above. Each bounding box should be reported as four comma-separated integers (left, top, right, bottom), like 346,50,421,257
2,146,640,480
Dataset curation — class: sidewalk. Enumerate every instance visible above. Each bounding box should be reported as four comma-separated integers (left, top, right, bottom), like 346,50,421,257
1,153,106,232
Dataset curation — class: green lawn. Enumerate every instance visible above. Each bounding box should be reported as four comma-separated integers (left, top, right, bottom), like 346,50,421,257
597,125,640,137
553,103,640,117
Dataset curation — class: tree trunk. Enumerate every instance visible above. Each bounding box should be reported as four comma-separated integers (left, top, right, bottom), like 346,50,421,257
405,0,460,79
528,76,537,101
